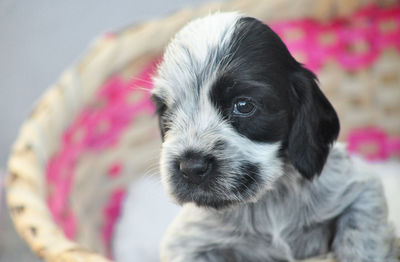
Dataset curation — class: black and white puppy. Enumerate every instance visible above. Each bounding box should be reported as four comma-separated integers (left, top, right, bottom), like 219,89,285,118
151,12,397,262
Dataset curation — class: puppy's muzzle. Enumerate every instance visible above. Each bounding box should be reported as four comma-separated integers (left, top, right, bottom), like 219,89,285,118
178,151,213,184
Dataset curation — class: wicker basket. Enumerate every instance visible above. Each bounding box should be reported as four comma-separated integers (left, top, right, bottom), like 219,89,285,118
5,0,400,261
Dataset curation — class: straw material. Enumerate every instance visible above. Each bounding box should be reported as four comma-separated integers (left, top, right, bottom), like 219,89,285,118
6,0,400,261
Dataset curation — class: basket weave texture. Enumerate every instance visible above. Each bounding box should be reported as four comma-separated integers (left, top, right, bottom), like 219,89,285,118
6,0,400,261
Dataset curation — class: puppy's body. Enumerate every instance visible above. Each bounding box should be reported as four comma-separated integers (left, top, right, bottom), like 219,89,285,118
152,12,397,262
162,145,396,261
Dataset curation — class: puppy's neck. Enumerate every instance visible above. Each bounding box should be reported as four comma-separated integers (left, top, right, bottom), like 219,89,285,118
212,143,350,223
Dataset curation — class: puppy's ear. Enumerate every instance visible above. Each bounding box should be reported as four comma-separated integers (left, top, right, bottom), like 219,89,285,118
287,67,340,179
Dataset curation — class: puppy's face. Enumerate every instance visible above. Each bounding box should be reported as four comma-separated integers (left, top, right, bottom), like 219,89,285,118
152,13,339,209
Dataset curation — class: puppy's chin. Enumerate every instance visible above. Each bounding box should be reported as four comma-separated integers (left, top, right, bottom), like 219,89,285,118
179,194,237,210
165,171,263,210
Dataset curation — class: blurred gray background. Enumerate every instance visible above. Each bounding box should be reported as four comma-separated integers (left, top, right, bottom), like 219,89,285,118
0,0,211,260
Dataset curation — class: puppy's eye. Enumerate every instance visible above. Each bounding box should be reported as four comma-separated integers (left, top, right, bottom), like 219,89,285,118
159,116,169,140
233,98,256,116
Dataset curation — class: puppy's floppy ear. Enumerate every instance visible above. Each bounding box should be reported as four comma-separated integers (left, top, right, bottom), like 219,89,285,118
287,67,340,179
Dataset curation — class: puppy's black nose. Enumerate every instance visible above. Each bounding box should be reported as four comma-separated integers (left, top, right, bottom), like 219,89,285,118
179,154,212,184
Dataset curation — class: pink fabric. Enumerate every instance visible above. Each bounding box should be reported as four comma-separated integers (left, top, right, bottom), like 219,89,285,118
347,127,400,161
102,188,126,258
46,60,158,241
271,4,400,72
108,162,123,178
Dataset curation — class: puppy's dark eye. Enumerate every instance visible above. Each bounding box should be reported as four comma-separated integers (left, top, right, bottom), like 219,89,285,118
150,93,170,140
233,98,256,116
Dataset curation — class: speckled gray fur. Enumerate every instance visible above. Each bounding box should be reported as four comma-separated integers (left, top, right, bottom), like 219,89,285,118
161,145,397,261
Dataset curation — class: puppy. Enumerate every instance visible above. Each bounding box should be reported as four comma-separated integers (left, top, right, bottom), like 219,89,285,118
151,12,398,262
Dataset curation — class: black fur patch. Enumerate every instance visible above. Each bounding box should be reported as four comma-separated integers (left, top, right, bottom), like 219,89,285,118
287,69,340,179
234,162,260,194
209,17,296,143
209,17,339,179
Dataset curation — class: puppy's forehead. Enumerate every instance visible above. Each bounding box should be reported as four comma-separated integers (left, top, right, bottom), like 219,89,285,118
153,12,243,104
